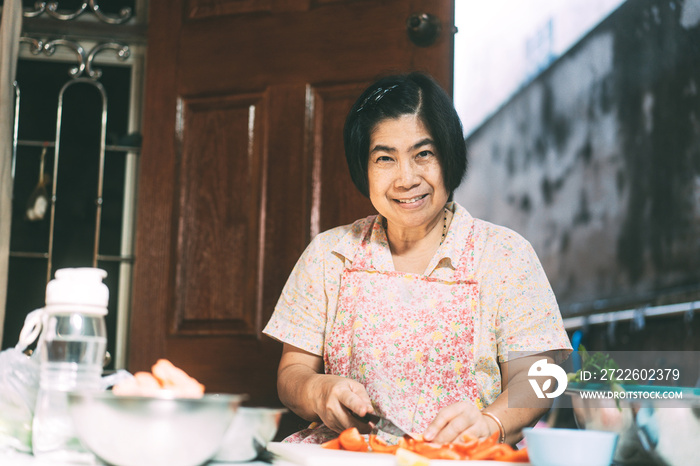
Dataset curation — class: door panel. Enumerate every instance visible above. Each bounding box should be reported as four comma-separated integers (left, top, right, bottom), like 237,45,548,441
309,82,375,233
174,92,264,335
186,0,317,18
130,0,455,406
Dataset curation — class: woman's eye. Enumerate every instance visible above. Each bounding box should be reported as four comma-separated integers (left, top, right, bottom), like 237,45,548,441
375,155,393,162
417,150,434,159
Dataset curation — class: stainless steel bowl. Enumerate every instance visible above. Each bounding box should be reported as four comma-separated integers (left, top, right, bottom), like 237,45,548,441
213,406,286,462
67,391,247,466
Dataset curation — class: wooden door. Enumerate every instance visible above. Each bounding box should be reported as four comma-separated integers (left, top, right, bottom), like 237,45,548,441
129,0,455,408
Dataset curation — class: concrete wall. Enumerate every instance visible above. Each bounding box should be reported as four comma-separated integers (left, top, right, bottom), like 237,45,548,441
454,0,700,316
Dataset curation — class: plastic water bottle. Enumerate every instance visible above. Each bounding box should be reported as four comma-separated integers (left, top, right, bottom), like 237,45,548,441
32,267,108,462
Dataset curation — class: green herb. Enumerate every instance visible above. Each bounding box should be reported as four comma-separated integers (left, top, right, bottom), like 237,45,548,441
567,345,630,394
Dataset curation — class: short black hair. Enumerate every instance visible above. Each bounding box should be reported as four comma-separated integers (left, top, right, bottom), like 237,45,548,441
343,72,467,198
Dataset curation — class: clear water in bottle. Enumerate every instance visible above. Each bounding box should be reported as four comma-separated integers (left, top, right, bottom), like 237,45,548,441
32,268,109,462
33,337,106,461
44,325,107,367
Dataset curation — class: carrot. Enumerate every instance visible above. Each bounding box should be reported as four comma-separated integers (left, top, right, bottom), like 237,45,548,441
321,438,342,450
330,426,526,462
369,434,399,454
481,430,500,448
338,427,368,452
112,372,161,396
151,359,205,398
497,447,530,463
397,434,418,451
412,443,462,460
469,443,513,461
459,432,478,443
411,441,440,454
449,437,479,458
465,431,498,454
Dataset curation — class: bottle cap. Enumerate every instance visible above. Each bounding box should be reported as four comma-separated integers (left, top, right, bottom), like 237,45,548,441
45,267,109,315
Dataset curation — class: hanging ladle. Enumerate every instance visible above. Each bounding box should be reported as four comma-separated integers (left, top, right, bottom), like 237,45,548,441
25,145,50,222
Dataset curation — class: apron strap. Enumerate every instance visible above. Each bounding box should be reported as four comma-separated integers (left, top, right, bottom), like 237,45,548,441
348,215,383,271
453,219,478,282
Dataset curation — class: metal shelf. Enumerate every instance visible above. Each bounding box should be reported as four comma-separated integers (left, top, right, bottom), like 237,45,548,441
563,300,700,330
16,139,140,153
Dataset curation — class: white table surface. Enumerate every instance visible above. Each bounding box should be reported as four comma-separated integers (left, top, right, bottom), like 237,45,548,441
3,443,533,466
0,448,295,466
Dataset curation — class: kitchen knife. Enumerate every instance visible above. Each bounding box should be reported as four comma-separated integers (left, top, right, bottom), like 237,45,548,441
352,411,413,438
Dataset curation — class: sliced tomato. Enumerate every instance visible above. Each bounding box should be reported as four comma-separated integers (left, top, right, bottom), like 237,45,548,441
411,441,443,455
338,427,368,452
412,443,462,460
459,432,478,443
497,447,530,463
469,443,514,461
430,448,463,460
482,430,501,447
449,437,479,458
321,438,341,450
397,435,417,451
368,434,399,454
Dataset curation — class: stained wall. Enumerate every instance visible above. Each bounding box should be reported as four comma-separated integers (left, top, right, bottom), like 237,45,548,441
455,0,700,316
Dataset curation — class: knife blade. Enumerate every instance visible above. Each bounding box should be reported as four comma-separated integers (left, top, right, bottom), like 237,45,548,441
352,411,412,438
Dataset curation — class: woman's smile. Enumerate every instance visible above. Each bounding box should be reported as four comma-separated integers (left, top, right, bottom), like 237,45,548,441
395,193,429,204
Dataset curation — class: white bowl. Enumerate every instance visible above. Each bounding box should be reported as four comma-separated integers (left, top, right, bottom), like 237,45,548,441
213,406,286,462
67,391,246,466
523,427,618,466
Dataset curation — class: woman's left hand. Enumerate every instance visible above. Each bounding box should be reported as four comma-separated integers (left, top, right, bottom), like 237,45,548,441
422,352,564,445
422,401,492,444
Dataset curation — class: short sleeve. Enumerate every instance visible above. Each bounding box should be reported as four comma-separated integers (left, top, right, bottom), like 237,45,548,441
263,236,331,356
479,229,572,363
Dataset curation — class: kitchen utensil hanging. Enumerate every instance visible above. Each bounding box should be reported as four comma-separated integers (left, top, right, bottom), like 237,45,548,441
25,145,50,221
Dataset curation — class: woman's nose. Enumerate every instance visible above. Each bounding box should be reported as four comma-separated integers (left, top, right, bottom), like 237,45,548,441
395,160,421,188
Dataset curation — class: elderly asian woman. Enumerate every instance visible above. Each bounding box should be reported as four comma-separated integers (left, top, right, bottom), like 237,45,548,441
263,72,572,446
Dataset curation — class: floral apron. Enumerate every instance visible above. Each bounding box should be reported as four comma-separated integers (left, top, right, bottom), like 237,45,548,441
287,220,482,443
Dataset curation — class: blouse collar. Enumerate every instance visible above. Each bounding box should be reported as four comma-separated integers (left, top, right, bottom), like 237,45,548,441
332,202,474,275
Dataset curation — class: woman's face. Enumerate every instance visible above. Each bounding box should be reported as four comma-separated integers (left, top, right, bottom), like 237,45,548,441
367,114,449,232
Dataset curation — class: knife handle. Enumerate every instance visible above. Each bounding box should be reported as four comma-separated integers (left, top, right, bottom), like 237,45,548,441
350,411,379,424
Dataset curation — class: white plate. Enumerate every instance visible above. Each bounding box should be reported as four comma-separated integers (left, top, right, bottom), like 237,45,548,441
267,442,531,466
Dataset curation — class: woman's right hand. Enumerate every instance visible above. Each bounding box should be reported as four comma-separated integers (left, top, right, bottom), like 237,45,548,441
276,344,374,433
307,373,375,433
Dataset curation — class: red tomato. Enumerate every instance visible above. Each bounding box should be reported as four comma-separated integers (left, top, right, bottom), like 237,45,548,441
321,438,341,450
368,434,399,454
338,427,368,452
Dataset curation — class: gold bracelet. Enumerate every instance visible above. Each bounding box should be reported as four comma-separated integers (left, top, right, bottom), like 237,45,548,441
482,412,506,444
